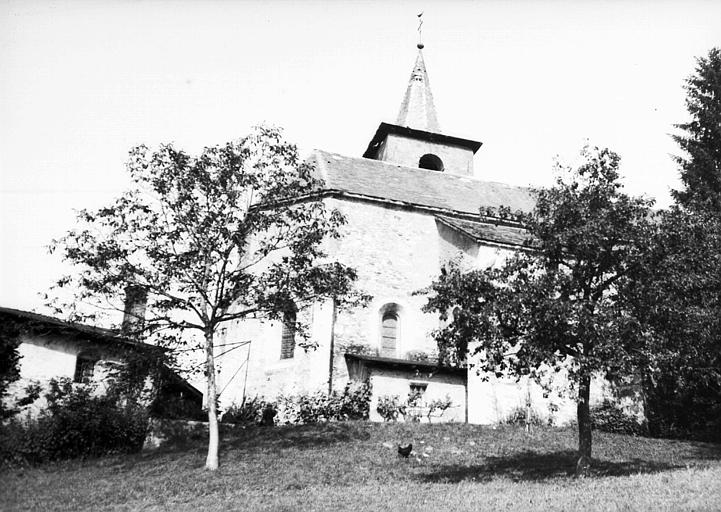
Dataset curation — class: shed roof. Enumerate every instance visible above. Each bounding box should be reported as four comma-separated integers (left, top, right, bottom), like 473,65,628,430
435,215,531,247
344,353,466,377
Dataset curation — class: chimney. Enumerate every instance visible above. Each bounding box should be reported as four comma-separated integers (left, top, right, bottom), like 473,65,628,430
121,285,147,337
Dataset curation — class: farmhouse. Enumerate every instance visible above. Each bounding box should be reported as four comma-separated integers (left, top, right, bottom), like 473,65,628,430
1,306,202,417
216,45,620,424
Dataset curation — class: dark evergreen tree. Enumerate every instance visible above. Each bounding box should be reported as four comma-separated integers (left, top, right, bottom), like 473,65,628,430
672,47,721,209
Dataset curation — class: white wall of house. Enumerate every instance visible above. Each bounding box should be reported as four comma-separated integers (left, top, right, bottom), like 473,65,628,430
4,332,127,414
368,367,466,423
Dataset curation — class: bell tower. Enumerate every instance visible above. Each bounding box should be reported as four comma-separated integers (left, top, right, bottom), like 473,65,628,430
363,42,482,176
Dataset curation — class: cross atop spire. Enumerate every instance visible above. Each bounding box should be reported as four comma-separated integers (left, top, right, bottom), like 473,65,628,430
396,47,441,133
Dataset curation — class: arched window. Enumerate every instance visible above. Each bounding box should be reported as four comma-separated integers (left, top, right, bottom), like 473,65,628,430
74,351,98,384
280,307,296,360
380,311,399,357
419,153,444,172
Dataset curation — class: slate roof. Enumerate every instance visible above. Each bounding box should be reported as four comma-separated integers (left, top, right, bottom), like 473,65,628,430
435,215,531,247
0,306,156,351
311,149,536,216
344,353,466,377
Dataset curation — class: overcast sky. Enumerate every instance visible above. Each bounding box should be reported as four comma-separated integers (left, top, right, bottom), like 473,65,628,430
1,0,720,314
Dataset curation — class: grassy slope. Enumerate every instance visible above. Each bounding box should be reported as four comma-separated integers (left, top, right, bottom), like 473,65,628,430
3,422,721,511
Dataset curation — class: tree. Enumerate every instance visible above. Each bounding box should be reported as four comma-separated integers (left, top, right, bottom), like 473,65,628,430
633,47,721,440
49,126,362,470
423,146,654,476
0,319,22,419
625,206,721,440
672,47,721,210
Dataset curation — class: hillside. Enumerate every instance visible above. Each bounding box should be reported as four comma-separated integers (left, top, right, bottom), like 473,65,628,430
3,422,721,511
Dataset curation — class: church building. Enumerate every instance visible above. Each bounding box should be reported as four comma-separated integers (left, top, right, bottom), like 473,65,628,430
217,44,589,424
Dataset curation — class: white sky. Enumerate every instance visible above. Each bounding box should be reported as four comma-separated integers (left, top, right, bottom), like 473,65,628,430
1,0,720,314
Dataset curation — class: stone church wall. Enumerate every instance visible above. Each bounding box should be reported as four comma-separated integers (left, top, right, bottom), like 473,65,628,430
325,197,450,384
216,196,637,426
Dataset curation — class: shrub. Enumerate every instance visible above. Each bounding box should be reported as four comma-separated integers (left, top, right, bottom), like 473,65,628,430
502,404,545,427
376,395,406,422
426,395,453,422
0,378,148,465
222,397,268,425
241,382,372,426
149,392,206,421
591,399,646,436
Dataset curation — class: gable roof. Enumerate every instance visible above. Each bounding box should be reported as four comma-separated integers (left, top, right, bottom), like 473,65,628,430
1,306,203,400
311,149,536,217
0,306,157,352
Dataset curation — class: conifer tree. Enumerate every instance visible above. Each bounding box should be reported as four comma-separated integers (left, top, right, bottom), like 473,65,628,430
672,47,721,209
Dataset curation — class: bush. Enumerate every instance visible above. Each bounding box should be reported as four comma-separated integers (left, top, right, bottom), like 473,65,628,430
502,404,545,427
426,395,453,422
150,393,206,421
591,399,646,436
0,378,148,465
232,382,372,426
376,395,406,422
222,397,268,425
286,382,371,425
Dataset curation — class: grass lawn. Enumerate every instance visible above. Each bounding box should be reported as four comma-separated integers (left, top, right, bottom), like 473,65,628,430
3,422,721,511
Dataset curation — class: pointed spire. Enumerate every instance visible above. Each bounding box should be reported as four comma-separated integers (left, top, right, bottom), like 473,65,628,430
396,48,441,133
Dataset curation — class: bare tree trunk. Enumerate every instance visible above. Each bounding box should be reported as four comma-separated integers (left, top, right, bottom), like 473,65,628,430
205,329,219,470
576,372,592,477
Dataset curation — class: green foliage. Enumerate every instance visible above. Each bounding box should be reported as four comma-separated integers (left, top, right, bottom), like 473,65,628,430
0,318,23,419
47,125,365,468
502,405,545,427
376,393,453,423
221,397,268,425
15,381,42,408
424,146,653,382
0,378,148,465
426,395,454,423
623,206,721,441
589,399,646,436
149,392,206,421
48,125,363,342
631,47,721,442
376,394,406,422
423,146,654,472
672,47,721,210
237,383,372,426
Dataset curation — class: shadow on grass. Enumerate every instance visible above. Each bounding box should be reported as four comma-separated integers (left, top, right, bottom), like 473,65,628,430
417,450,684,483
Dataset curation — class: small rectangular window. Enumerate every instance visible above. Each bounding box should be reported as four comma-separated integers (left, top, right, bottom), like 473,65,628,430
280,310,296,360
74,357,96,384
409,382,428,405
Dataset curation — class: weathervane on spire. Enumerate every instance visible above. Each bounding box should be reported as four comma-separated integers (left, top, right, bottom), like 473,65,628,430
417,11,424,49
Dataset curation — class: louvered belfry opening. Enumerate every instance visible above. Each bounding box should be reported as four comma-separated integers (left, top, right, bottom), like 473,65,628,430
380,311,399,357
